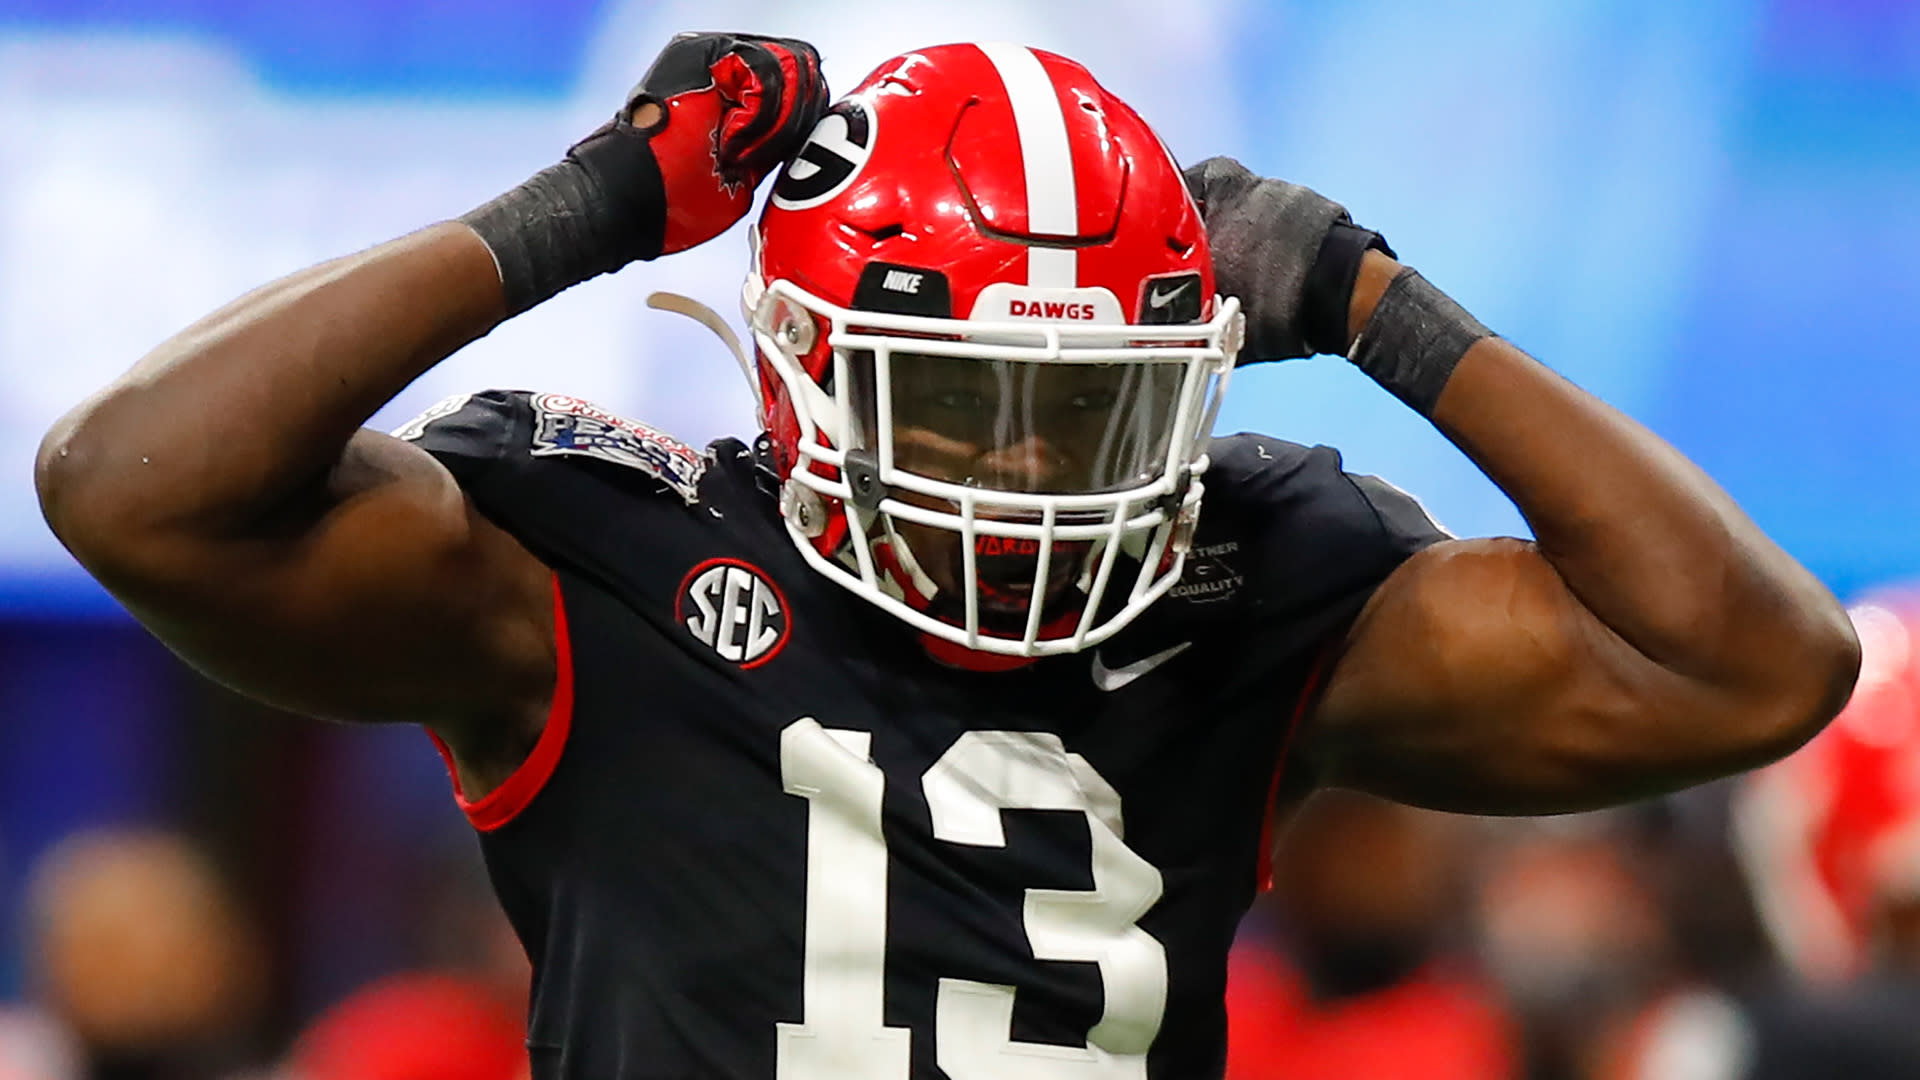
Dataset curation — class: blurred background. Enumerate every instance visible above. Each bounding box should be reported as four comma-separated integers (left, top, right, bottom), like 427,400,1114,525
1,0,1918,1077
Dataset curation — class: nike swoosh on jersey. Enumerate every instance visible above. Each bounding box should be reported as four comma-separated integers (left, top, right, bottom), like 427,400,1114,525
1090,641,1193,692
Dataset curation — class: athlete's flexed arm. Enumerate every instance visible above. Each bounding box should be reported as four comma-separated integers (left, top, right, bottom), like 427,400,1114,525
35,34,827,792
1186,158,1859,815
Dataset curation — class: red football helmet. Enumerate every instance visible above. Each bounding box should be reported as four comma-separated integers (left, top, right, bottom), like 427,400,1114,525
742,42,1242,662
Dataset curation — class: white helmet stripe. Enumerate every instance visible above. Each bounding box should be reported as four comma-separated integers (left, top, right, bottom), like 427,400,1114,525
974,42,1079,288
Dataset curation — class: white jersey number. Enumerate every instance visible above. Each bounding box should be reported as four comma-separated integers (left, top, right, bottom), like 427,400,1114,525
777,719,1167,1080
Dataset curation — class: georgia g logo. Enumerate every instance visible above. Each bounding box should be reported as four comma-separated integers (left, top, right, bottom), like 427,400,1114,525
676,558,792,668
770,99,874,210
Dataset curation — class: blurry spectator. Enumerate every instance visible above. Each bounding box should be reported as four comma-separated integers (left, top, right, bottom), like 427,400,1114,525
1226,789,1515,1079
278,844,529,1080
1732,594,1920,1078
281,974,525,1080
1474,821,1750,1080
0,828,267,1080
0,1009,77,1080
411,845,531,1014
1734,594,1920,983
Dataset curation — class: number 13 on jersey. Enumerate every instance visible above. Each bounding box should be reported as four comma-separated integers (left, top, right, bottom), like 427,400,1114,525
777,718,1168,1079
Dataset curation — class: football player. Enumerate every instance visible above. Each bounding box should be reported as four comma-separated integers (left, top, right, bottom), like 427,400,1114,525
37,31,1858,1080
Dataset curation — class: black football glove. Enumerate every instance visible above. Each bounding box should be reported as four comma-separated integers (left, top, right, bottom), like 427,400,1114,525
1182,156,1393,363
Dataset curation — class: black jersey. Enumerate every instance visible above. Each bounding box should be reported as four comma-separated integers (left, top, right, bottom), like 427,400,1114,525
408,389,1445,1080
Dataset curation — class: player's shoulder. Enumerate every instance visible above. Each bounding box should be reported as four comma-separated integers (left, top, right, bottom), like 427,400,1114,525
389,389,789,606
394,389,712,506
1164,431,1450,634
1111,432,1451,703
1202,430,1446,549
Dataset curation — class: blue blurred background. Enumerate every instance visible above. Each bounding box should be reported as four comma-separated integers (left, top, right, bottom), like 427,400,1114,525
0,2,1917,1077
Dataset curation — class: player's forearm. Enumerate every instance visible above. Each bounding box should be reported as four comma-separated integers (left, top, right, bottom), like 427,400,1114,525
37,224,503,548
38,36,825,579
1348,252,1858,726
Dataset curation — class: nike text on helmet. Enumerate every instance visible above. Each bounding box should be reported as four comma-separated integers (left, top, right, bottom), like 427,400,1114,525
745,42,1243,659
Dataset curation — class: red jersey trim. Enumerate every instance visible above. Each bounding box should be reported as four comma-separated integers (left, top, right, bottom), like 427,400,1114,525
1254,645,1337,892
429,571,575,833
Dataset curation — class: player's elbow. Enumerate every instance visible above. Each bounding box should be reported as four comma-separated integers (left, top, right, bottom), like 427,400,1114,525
37,406,99,549
36,399,163,578
1654,547,1860,777
1744,601,1861,766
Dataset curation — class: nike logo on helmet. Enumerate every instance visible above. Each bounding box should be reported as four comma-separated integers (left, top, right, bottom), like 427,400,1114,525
1147,280,1194,310
1090,641,1193,692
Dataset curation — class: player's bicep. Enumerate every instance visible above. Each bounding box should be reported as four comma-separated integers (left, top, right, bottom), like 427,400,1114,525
1300,537,1739,815
125,430,554,729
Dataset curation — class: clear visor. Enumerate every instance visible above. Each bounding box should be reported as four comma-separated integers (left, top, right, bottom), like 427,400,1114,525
848,350,1188,497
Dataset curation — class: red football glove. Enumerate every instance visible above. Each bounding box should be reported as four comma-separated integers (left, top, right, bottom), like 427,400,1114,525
462,32,828,315
586,32,830,257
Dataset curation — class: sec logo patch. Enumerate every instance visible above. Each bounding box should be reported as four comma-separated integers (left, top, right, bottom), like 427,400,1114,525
676,559,791,668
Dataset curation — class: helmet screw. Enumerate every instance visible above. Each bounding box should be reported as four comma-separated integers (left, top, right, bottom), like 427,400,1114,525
781,481,828,538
